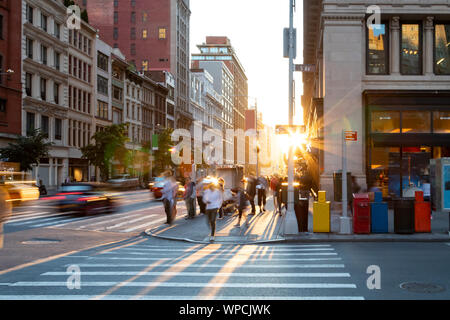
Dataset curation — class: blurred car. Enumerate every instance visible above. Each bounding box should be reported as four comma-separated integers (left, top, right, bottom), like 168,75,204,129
0,186,12,249
150,179,185,201
107,174,140,190
0,172,40,205
50,183,117,215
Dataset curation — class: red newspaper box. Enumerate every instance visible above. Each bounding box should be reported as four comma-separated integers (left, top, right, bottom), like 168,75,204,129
353,193,371,234
414,191,431,233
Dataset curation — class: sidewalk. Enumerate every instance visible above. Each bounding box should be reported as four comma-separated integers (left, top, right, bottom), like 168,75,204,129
145,196,450,244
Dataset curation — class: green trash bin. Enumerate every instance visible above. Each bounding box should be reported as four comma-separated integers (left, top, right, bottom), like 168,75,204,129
295,194,309,232
333,171,352,202
394,198,415,234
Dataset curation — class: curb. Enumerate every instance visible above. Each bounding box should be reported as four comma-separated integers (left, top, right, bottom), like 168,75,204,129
144,227,287,245
144,227,450,244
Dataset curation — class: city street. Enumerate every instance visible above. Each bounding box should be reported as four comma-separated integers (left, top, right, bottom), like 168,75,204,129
0,237,449,300
0,192,449,300
1,0,449,305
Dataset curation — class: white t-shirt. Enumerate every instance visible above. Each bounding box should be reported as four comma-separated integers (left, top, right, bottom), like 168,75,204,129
203,188,223,210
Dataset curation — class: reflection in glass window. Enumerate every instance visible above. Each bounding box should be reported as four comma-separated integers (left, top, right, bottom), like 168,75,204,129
435,24,450,75
371,111,400,133
434,111,450,133
367,24,388,74
210,47,219,53
402,111,430,133
401,24,421,75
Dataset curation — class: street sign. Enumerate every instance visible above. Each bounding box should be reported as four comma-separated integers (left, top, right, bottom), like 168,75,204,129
295,64,316,72
344,131,357,141
283,28,297,59
275,125,305,135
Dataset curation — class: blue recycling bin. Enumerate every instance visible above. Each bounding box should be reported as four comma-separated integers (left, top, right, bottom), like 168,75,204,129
370,192,388,233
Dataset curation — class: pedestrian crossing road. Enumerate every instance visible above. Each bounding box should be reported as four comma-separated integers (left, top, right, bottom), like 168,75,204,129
4,190,187,234
0,243,365,300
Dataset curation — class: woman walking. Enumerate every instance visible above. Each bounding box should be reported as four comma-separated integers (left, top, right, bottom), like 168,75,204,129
202,182,223,242
234,181,249,228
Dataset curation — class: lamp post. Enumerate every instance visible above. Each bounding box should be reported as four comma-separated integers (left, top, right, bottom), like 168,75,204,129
284,0,297,235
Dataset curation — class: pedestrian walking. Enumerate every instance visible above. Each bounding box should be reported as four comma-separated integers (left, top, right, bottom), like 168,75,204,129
271,174,282,214
217,177,225,219
184,177,196,219
257,175,268,214
246,176,257,215
162,173,177,224
234,181,249,228
196,177,206,215
203,183,223,242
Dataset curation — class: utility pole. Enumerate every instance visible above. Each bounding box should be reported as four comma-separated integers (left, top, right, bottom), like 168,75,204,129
284,0,297,235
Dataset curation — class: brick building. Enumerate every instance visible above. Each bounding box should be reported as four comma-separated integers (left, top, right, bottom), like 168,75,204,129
76,0,192,131
0,0,22,147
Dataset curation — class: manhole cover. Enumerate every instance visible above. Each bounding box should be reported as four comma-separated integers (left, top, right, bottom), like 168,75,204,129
22,238,61,245
400,282,445,293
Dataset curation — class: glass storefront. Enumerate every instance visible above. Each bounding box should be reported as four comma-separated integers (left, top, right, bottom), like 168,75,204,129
368,108,450,199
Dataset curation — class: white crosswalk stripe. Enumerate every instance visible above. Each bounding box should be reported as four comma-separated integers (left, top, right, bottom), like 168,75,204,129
0,244,364,300
4,201,178,233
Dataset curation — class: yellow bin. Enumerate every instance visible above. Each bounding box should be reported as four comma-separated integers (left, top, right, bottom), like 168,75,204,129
313,191,330,233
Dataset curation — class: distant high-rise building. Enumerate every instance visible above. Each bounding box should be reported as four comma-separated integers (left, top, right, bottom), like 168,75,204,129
192,36,249,133
192,36,249,168
76,0,192,130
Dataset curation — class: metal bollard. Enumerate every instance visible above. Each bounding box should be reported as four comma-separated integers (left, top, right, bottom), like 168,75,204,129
313,191,330,233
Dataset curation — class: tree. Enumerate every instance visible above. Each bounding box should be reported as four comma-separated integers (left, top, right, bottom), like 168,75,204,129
0,129,53,172
153,128,175,175
81,124,129,182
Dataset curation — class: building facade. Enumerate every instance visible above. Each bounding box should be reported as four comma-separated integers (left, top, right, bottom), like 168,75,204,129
192,36,249,167
0,0,22,148
22,0,70,188
302,0,450,200
76,0,192,131
67,20,96,182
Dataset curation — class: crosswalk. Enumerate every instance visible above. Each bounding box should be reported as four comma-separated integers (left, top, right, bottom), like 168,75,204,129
0,243,365,300
5,193,186,234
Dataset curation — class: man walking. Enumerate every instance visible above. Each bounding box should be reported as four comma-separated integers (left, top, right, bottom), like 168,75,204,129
162,173,177,224
203,183,223,242
184,177,196,219
257,175,268,214
246,176,257,215
196,177,206,215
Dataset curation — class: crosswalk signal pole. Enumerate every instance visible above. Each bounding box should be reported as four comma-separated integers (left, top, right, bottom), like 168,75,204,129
284,0,297,235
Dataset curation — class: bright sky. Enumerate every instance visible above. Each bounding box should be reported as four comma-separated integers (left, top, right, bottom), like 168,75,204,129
190,0,304,127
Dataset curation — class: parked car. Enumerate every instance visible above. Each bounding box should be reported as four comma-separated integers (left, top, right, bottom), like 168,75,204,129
51,183,117,216
107,174,140,190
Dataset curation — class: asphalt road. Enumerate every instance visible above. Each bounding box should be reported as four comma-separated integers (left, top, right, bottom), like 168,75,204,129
0,236,449,300
0,190,449,300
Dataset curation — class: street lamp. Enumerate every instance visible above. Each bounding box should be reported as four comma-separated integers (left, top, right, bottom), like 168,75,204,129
284,0,297,235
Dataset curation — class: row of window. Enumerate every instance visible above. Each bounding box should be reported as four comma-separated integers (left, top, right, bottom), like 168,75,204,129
68,29,93,56
367,21,450,75
68,119,92,149
113,27,166,40
68,86,92,115
371,110,450,134
26,4,62,41
68,55,92,83
26,112,62,141
25,73,60,104
25,38,61,71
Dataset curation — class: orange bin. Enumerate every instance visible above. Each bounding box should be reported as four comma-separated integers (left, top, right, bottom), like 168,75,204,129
414,191,431,233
